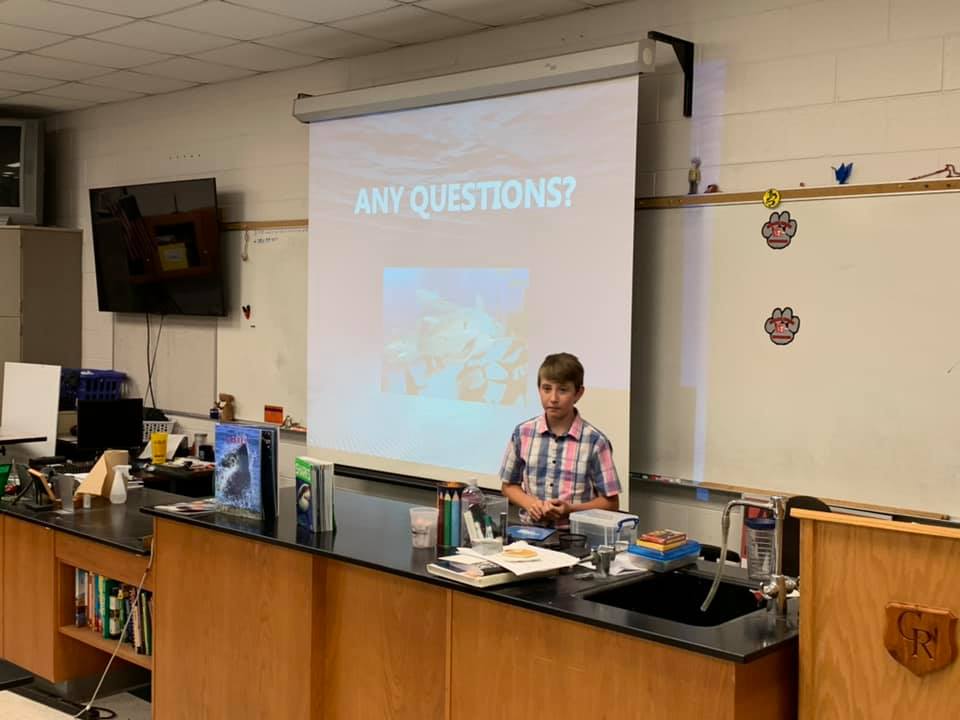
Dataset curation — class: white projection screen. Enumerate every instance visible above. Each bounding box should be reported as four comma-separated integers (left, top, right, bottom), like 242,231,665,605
307,75,638,489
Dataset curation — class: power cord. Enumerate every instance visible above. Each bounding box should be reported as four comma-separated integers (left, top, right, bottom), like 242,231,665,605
73,538,155,719
144,314,164,409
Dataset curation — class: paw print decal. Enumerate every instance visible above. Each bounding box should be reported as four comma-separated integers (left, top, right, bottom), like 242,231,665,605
765,307,800,345
762,211,797,249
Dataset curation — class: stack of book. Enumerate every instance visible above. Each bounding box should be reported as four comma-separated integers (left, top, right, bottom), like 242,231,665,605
636,529,688,554
74,569,153,656
628,529,700,570
295,456,335,533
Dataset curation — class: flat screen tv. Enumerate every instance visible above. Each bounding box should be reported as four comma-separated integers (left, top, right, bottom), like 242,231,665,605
0,118,43,225
89,178,226,316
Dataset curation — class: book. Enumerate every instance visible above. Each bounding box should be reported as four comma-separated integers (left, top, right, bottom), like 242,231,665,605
639,529,687,545
214,423,264,518
635,539,687,553
295,456,319,532
296,456,335,533
259,427,279,519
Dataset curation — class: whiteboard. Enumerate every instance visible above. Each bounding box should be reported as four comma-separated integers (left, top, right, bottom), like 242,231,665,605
217,228,307,424
631,190,960,517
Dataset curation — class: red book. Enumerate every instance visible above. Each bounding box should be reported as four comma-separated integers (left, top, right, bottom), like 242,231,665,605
639,529,687,545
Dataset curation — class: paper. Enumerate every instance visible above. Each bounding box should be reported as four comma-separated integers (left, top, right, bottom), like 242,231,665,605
459,541,580,576
138,434,189,460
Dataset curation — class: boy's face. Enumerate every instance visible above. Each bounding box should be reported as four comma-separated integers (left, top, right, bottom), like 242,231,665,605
538,376,584,421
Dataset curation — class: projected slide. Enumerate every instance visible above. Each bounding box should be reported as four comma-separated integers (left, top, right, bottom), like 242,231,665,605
308,76,638,480
382,268,529,405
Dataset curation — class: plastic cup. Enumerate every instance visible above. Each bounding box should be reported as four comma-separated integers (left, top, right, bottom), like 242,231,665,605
150,432,168,465
58,474,76,513
410,506,439,549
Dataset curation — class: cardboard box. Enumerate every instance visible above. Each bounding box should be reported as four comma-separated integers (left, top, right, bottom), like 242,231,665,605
75,449,128,502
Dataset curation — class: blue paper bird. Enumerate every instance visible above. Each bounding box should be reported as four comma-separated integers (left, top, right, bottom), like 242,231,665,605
832,162,853,184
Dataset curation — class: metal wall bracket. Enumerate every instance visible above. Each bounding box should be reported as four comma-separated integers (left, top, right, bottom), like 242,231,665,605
647,31,695,118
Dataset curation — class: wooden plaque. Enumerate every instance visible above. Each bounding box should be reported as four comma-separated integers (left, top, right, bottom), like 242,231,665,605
884,602,958,676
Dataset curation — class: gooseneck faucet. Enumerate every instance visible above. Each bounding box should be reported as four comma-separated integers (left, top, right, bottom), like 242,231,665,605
700,496,797,619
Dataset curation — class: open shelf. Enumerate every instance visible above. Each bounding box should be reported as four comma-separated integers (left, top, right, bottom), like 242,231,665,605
58,624,153,671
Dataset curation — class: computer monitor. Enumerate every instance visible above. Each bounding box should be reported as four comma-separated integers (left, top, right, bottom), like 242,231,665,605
77,398,144,452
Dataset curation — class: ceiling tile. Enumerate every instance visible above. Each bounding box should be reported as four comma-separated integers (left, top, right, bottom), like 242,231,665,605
0,54,113,81
0,23,69,52
7,92,95,111
415,0,588,25
90,21,236,54
0,71,64,92
153,2,312,40
35,81,143,102
84,70,197,93
0,0,129,34
52,0,202,17
330,5,485,44
230,0,398,24
136,56,255,83
192,42,317,72
259,25,395,58
35,38,171,68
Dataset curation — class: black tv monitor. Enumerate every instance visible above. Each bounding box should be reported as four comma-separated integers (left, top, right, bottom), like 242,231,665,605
89,178,226,316
77,399,144,452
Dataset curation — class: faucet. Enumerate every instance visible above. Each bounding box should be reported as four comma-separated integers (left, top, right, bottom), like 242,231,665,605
700,496,797,620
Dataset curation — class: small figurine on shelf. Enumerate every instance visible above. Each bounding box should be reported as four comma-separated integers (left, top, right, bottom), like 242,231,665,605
688,157,702,195
217,392,236,422
705,183,720,193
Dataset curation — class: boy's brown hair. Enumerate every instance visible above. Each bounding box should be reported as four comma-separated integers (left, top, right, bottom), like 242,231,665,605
537,352,584,390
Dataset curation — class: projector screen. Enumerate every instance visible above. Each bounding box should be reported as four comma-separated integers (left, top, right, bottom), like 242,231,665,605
307,76,638,488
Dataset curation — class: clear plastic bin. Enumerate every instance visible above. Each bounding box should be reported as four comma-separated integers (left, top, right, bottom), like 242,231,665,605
569,509,639,549
745,515,776,581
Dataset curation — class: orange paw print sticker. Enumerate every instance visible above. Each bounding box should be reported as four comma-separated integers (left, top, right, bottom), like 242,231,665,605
762,211,797,250
765,307,800,345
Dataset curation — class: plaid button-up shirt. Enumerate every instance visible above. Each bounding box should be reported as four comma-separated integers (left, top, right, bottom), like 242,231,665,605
499,412,621,528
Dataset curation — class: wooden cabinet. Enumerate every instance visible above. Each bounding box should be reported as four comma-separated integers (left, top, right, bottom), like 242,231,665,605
152,518,316,720
451,593,795,720
3,516,56,676
2,517,107,682
0,226,81,392
319,561,448,720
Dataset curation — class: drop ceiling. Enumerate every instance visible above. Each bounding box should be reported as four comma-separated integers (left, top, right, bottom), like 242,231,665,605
0,0,623,115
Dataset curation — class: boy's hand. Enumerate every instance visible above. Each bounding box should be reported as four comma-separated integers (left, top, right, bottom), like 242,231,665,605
525,498,547,521
543,499,571,521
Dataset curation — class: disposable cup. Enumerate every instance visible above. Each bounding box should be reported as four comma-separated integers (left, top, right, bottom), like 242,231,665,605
410,506,439,548
150,432,168,465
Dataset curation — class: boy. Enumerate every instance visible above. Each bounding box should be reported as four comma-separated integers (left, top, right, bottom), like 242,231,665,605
499,352,620,528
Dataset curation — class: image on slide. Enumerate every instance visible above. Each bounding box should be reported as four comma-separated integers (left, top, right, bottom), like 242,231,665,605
382,268,528,405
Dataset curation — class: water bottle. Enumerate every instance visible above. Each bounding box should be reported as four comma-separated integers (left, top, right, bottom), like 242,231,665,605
461,478,485,511
745,513,776,581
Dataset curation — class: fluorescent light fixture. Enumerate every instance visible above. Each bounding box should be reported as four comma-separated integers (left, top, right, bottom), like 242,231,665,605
6,162,19,168
292,41,655,123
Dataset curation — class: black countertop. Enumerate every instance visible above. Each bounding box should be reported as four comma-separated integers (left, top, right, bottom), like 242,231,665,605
143,486,798,663
0,487,184,555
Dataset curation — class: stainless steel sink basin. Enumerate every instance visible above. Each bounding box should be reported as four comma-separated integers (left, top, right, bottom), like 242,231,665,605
580,569,767,627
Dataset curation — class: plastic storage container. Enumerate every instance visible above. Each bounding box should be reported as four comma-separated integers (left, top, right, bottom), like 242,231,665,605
569,509,640,550
77,369,127,402
744,514,776,581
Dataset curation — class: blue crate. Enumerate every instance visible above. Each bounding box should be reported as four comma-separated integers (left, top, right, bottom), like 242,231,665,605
77,369,127,402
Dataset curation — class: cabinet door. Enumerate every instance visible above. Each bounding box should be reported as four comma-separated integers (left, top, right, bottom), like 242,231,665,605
2,517,55,678
0,231,19,316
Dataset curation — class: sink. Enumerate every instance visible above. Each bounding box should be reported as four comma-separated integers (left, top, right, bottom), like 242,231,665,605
580,570,767,627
